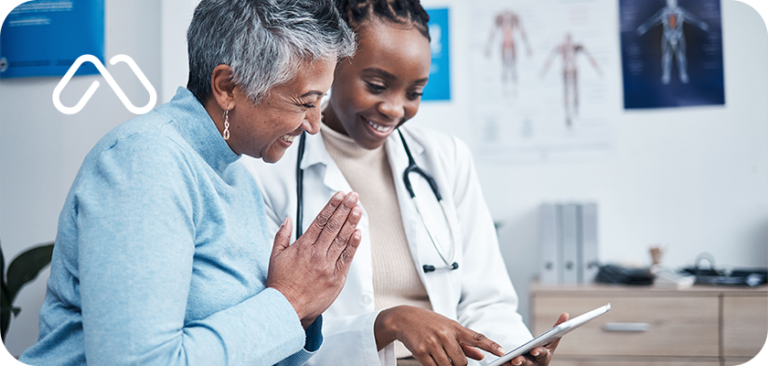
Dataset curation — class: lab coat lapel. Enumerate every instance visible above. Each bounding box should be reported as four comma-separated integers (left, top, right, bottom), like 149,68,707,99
386,128,425,270
301,131,352,193
298,131,358,241
386,128,459,316
301,131,375,316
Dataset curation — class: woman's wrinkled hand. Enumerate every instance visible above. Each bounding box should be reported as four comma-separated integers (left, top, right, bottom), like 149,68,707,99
267,191,362,328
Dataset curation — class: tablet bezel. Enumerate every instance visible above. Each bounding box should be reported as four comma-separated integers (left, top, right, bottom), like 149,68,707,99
485,303,611,366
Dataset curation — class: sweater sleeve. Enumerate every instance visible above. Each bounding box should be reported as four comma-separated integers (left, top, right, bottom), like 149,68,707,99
74,136,315,366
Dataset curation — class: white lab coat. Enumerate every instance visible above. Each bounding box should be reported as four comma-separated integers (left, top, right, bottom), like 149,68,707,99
241,124,532,366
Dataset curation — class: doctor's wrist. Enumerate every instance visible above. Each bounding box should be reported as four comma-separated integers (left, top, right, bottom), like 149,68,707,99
374,307,401,350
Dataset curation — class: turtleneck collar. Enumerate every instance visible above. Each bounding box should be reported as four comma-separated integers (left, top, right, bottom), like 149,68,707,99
165,87,240,175
320,122,386,161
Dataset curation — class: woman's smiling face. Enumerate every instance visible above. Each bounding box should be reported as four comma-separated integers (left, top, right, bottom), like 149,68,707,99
323,19,431,150
226,57,335,163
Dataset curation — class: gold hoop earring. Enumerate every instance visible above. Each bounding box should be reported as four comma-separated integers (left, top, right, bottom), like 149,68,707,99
223,109,231,141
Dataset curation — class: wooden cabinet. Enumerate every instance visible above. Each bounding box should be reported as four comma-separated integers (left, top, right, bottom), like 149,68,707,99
722,296,768,358
530,283,767,366
550,361,720,366
723,359,758,366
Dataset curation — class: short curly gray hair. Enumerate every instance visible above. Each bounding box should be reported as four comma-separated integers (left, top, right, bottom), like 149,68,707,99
186,0,356,104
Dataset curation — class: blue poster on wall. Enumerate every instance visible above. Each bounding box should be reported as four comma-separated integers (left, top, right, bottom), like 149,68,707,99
0,0,104,78
620,0,724,109
422,8,451,101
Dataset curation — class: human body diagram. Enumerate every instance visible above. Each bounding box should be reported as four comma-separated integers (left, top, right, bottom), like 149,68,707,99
485,10,531,95
636,0,709,84
541,33,601,127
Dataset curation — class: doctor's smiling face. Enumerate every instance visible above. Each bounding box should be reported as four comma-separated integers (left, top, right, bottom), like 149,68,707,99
322,18,431,150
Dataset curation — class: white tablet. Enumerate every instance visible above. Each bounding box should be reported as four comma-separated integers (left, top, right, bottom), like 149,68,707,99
486,303,611,366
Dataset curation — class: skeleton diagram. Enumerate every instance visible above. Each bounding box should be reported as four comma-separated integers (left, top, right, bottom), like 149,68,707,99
636,0,709,84
485,10,531,95
541,33,600,127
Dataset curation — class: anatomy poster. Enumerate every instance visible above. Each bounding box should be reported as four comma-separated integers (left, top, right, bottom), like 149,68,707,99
470,0,619,163
620,0,724,109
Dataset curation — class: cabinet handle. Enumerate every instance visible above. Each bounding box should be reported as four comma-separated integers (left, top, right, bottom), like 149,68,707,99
602,322,649,332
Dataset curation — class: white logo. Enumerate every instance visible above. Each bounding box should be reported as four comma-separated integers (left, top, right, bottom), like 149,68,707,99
52,54,157,115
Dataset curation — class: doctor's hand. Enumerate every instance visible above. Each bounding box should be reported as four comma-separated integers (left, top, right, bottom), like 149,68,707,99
374,306,506,366
267,191,362,329
504,312,569,366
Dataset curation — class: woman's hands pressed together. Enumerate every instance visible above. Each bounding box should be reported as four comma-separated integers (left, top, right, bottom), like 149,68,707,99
374,306,507,366
267,191,363,328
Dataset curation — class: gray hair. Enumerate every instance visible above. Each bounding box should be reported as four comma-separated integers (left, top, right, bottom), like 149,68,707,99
187,0,356,104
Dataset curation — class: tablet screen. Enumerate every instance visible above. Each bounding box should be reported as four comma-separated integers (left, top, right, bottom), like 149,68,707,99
486,303,611,366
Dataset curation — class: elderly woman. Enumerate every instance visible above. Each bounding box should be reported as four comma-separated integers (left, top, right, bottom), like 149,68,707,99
18,1,358,365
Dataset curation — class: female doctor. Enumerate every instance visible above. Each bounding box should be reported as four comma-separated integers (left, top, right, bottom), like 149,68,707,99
243,1,567,365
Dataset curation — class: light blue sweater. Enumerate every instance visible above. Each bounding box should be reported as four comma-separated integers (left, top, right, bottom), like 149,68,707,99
19,88,321,366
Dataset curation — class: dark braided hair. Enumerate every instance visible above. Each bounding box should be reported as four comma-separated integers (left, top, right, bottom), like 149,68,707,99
335,0,430,41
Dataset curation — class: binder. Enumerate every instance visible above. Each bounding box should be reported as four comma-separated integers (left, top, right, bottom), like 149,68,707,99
580,203,600,283
560,203,579,284
538,204,560,284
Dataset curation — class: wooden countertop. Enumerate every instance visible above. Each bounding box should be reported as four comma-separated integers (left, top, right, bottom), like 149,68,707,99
531,282,768,297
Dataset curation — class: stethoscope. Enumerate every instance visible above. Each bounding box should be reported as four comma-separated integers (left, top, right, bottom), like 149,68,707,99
295,129,459,273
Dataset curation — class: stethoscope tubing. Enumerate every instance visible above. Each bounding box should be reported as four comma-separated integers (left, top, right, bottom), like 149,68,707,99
294,128,459,273
296,131,307,238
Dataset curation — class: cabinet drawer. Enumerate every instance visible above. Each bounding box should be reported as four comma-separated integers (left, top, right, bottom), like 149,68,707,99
722,296,768,357
533,295,719,357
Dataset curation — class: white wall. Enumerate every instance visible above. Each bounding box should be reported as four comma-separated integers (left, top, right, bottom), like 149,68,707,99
0,0,162,356
416,0,768,324
160,0,199,103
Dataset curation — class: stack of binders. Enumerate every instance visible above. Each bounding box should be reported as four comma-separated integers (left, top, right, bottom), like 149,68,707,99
539,203,599,285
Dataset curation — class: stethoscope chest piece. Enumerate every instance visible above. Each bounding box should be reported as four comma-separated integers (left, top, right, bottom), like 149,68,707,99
423,262,459,273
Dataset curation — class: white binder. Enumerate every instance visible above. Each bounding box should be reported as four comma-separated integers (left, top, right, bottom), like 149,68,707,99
580,203,600,283
560,203,579,284
538,204,560,284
